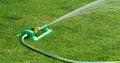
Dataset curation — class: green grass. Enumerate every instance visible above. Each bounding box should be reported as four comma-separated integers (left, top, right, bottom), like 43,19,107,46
0,0,120,63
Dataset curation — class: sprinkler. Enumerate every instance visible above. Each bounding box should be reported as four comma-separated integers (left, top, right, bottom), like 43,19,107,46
17,25,52,41
17,0,104,41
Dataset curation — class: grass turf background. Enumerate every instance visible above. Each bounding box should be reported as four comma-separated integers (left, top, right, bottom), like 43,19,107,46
0,0,120,63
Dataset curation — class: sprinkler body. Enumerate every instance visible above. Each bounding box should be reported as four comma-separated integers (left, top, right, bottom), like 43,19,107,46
17,25,52,41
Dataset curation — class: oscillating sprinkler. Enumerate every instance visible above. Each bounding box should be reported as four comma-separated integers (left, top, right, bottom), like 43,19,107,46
17,0,104,41
17,25,52,41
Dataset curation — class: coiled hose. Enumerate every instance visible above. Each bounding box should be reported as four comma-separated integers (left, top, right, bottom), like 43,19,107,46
20,34,119,63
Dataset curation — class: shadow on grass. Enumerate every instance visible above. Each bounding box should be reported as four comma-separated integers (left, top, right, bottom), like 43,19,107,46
0,15,22,21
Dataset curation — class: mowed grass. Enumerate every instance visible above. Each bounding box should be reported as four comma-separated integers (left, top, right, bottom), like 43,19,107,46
0,0,120,63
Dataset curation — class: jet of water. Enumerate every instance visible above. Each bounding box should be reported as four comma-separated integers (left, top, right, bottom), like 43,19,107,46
47,0,105,26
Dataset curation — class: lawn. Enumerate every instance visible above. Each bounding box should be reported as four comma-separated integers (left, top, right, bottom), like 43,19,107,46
0,0,120,63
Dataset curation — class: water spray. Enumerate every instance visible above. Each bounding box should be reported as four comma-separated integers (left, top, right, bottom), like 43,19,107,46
17,0,104,41
17,0,119,63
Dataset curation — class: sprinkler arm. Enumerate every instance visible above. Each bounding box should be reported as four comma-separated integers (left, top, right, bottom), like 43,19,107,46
33,27,52,41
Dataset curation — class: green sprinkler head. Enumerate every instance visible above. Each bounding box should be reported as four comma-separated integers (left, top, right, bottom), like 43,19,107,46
17,25,52,41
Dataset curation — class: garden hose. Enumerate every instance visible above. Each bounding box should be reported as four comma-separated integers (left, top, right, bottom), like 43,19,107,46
20,34,119,63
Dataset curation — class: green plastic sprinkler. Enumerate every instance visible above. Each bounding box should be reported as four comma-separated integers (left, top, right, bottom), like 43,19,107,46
17,25,52,41
17,0,104,41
